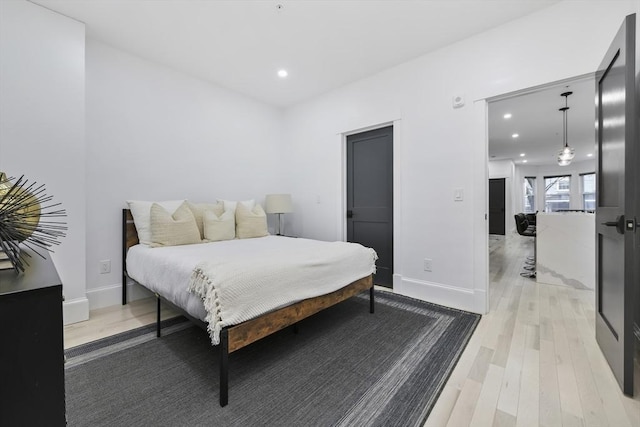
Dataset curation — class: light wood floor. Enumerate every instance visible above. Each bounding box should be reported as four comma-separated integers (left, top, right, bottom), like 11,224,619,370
63,297,179,349
64,234,640,426
425,233,640,427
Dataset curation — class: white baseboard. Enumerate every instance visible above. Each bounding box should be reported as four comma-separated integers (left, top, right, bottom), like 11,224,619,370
392,273,403,289
86,281,153,311
63,297,89,325
473,288,488,314
393,275,482,314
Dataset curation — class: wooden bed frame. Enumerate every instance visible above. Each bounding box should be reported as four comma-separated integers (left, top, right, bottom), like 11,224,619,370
121,209,374,406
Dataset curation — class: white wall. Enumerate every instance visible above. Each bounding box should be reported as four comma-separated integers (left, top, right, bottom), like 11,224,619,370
514,160,596,214
488,160,515,234
0,0,87,323
3,0,638,319
85,40,286,309
282,0,638,313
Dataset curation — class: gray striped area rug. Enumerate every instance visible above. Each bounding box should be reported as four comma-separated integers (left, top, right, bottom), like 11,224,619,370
65,291,480,426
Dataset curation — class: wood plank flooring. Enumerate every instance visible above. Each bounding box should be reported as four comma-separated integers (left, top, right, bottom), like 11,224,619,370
64,233,640,425
425,233,640,427
63,297,179,349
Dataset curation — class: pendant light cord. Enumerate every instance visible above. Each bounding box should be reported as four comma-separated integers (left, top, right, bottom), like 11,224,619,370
557,91,573,165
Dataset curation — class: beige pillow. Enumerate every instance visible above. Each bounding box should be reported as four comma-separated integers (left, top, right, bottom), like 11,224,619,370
203,209,236,241
235,203,269,239
127,199,185,245
218,199,255,214
187,201,224,239
150,202,201,247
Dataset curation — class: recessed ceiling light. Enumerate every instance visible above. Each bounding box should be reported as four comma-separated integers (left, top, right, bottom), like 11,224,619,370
520,153,525,157
512,133,519,138
522,159,528,163
503,113,512,119
277,69,288,78
587,153,593,157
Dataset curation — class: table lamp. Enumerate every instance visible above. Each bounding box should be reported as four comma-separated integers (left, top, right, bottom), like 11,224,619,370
265,194,293,236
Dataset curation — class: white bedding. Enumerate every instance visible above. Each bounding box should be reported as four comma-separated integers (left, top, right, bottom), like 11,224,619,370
127,236,377,345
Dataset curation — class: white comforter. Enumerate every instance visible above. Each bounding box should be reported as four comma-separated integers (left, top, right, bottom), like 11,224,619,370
127,236,377,345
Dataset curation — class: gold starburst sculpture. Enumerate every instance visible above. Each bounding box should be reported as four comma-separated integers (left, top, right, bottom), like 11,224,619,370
0,172,67,272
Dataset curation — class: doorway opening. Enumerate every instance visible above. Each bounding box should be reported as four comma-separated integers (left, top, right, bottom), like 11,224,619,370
486,74,597,313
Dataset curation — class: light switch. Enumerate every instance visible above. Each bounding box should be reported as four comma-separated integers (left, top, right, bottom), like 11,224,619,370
454,188,464,201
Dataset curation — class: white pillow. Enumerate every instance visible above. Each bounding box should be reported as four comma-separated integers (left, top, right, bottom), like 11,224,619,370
235,203,269,239
127,199,185,245
203,209,236,241
149,202,201,247
218,199,255,214
187,201,224,239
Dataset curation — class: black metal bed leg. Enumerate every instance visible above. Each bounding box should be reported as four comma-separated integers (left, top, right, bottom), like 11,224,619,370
156,296,161,338
220,329,229,407
122,273,127,305
369,286,375,314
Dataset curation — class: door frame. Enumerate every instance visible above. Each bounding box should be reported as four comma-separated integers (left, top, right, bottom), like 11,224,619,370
339,119,402,289
481,73,597,315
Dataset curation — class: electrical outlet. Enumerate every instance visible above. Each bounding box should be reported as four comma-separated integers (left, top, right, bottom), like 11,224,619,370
424,258,432,272
99,260,111,274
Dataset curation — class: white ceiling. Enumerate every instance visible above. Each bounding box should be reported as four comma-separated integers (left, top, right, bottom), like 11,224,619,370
488,77,596,167
32,0,587,167
32,0,560,108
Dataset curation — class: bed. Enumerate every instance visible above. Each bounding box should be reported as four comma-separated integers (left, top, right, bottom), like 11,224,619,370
121,208,376,406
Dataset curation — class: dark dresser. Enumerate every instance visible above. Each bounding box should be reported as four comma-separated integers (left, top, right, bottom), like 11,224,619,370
0,249,65,426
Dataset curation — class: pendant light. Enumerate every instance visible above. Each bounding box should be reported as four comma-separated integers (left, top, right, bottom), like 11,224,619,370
557,91,575,166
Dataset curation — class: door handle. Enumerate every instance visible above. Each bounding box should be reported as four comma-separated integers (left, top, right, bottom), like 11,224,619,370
602,215,625,234
347,210,353,218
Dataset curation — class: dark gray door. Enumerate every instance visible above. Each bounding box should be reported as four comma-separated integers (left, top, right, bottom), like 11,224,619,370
347,126,393,288
489,178,506,235
595,13,636,396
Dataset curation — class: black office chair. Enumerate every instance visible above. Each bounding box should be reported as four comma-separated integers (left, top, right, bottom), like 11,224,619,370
514,213,536,278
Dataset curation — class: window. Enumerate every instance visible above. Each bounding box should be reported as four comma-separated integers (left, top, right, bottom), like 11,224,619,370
581,173,596,211
523,176,536,213
558,179,570,190
544,175,571,212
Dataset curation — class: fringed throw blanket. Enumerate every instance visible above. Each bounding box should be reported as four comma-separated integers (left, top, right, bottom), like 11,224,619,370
188,237,377,345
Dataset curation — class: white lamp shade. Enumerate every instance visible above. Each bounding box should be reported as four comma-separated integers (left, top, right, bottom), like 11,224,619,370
265,194,293,214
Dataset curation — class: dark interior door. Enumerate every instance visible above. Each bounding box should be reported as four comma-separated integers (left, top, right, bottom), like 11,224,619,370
595,13,636,396
489,178,506,235
347,126,393,288
636,17,640,395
